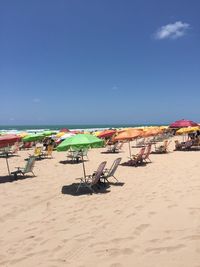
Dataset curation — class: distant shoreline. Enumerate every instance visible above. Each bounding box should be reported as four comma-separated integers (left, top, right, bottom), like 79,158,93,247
0,123,168,132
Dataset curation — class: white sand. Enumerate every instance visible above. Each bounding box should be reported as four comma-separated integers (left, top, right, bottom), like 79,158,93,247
0,137,200,267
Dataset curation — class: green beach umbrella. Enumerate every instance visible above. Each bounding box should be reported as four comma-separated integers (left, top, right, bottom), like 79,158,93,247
22,133,45,142
42,130,57,136
57,134,104,179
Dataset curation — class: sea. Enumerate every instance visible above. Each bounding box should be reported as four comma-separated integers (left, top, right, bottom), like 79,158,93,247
0,124,164,134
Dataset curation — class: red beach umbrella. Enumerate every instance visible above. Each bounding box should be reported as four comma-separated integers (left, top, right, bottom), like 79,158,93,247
0,134,21,148
59,128,70,133
98,129,116,138
169,119,198,128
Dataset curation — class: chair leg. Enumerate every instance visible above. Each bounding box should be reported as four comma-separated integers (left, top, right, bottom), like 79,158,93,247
112,175,119,182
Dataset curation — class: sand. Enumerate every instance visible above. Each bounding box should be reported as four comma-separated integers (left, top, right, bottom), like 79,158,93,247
0,137,200,267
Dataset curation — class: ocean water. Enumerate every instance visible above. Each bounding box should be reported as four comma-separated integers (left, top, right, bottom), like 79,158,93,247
0,124,164,134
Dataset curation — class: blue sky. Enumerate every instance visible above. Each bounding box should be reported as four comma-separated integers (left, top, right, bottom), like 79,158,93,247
0,0,199,125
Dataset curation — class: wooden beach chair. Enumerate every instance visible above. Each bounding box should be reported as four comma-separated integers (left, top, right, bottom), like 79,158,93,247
76,161,107,193
11,156,36,178
155,140,170,153
142,144,152,163
127,147,145,166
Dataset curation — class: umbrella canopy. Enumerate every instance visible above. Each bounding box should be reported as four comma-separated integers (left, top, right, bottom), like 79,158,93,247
42,130,57,136
0,134,21,148
176,126,200,135
59,128,70,133
57,134,104,180
141,128,163,137
22,133,45,142
60,132,75,140
114,129,143,141
114,129,143,158
97,129,116,138
57,134,104,151
169,119,198,128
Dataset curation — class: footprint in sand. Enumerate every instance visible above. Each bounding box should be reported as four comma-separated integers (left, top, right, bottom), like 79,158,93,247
145,244,186,254
133,224,150,236
110,263,123,267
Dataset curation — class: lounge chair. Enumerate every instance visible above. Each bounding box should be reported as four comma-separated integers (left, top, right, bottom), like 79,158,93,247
101,157,122,183
106,142,123,153
155,140,170,153
76,161,107,193
11,156,36,178
142,144,152,163
78,148,89,160
67,149,81,163
32,147,43,159
127,147,145,166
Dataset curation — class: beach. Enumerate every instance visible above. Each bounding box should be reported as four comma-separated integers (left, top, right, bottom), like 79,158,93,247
0,137,200,267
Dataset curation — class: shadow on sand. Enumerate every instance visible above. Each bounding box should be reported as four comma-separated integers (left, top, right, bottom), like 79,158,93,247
0,175,36,184
61,183,111,196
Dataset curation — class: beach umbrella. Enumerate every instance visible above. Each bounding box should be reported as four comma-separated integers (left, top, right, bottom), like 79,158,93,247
56,132,66,138
60,133,75,140
42,130,57,136
22,133,45,142
97,129,116,138
142,128,163,137
176,126,199,135
59,128,70,133
169,119,198,128
114,129,143,157
0,134,21,148
57,134,104,179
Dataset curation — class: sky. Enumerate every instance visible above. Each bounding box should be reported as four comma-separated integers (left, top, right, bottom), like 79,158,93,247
0,0,200,125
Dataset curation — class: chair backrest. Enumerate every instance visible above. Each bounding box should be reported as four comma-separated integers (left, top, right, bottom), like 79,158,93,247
107,158,122,177
34,147,42,156
117,142,124,150
80,148,88,157
91,161,107,186
11,142,19,153
137,147,145,158
143,144,152,159
24,156,36,173
184,140,193,148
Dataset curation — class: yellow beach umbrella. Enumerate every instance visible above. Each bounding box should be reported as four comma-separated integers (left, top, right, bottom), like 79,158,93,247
56,132,66,138
177,126,199,135
18,132,28,138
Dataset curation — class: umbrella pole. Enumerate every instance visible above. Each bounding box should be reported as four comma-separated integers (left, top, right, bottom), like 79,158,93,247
81,150,86,180
5,153,10,175
128,141,131,158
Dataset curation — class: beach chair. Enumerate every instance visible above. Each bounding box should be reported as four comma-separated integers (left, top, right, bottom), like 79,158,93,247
101,158,122,183
128,147,145,166
76,161,107,193
67,149,81,163
32,147,43,159
11,156,36,178
78,148,89,160
106,142,123,153
155,140,170,153
183,140,193,150
174,140,183,150
9,142,19,155
142,144,152,163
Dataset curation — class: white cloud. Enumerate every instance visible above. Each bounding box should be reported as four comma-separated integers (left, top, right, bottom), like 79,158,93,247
33,98,41,103
155,21,190,40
